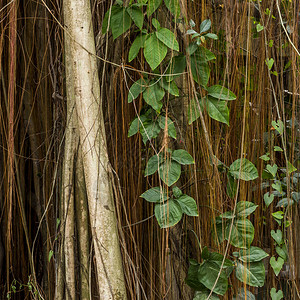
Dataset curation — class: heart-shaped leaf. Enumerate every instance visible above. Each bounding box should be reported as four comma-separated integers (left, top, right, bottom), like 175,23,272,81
271,120,284,135
275,245,288,261
264,192,274,207
143,81,165,112
266,164,278,177
145,154,161,176
236,201,258,217
270,288,283,300
176,195,198,216
270,256,284,276
234,246,269,263
271,229,283,245
172,149,194,165
158,160,181,186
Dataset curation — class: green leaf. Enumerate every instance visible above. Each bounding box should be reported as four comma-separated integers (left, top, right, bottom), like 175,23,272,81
145,154,161,176
159,160,181,186
155,200,182,228
226,174,237,199
143,81,165,112
193,290,220,300
140,121,161,144
234,246,269,263
172,149,194,165
256,23,264,32
156,28,179,51
176,195,198,216
147,0,162,16
191,58,210,86
235,289,256,300
264,192,274,207
128,78,148,103
266,58,274,70
205,96,229,125
260,154,270,161
235,261,265,287
198,261,228,295
185,260,202,290
151,18,160,30
172,186,182,198
140,187,169,203
128,117,139,137
164,0,180,17
159,79,179,96
270,256,284,276
270,288,283,300
158,115,177,139
266,164,278,177
199,19,211,34
165,54,186,82
229,158,258,181
205,33,218,40
206,85,236,100
272,181,283,195
274,146,283,152
276,244,288,261
188,98,202,124
48,250,54,262
110,7,132,39
126,6,144,30
128,34,148,62
276,197,294,208
271,120,284,135
236,201,258,218
287,161,297,174
271,229,283,245
144,34,168,70
225,218,254,248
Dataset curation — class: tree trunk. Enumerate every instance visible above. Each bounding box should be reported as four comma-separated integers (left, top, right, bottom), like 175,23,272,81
63,0,127,298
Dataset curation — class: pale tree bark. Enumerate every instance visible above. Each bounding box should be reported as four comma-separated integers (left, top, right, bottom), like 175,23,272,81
63,0,127,299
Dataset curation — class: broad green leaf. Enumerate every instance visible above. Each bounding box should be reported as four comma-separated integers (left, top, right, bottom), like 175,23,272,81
235,261,265,287
226,174,237,199
274,146,283,152
225,219,254,248
191,57,210,86
147,0,162,16
140,121,161,144
159,160,181,186
159,79,179,96
176,195,198,216
140,187,169,203
128,116,145,137
270,288,283,300
110,7,132,39
213,217,225,244
236,201,258,218
266,58,274,70
102,6,120,34
256,23,264,32
234,246,269,263
277,198,294,208
199,19,211,34
272,211,284,220
164,0,180,17
207,85,236,100
270,256,284,276
287,161,297,174
266,164,278,177
260,154,270,161
188,98,202,124
172,149,195,165
229,158,258,181
157,115,177,139
172,186,182,198
205,96,229,125
271,229,283,245
271,120,284,135
48,250,54,262
145,154,161,176
264,192,274,207
128,34,148,62
272,181,283,195
220,211,235,219
193,290,219,300
144,34,168,70
185,260,202,290
155,200,182,228
128,78,148,102
126,6,144,30
143,81,165,112
198,261,228,295
156,28,179,51
165,55,186,82
276,245,288,261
